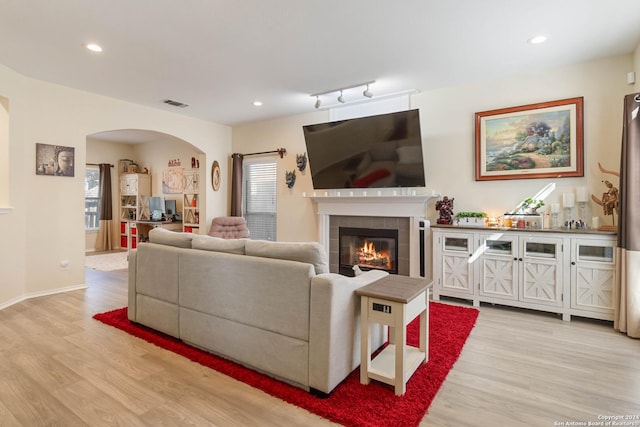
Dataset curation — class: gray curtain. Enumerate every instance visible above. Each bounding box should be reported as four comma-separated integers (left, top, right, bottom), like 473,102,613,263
230,153,244,216
95,163,114,251
614,92,640,338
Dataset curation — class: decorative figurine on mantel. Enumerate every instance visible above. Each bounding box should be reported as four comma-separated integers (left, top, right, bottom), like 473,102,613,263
591,162,619,231
435,196,455,224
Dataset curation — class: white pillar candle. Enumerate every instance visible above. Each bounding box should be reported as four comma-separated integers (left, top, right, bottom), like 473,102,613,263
563,193,575,208
302,192,306,197
551,203,560,213
592,216,599,229
576,187,589,202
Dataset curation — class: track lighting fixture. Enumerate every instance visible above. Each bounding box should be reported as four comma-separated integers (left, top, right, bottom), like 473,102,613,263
310,80,375,109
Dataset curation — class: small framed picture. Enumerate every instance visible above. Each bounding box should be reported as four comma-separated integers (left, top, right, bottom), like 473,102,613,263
36,143,75,177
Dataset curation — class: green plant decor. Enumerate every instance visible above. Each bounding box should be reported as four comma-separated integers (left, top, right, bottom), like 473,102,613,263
455,211,488,219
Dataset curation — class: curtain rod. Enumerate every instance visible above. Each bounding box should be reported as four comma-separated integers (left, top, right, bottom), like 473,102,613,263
232,148,286,159
86,163,114,167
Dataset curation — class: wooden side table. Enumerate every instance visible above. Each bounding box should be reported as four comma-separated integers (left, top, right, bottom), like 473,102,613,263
356,275,432,396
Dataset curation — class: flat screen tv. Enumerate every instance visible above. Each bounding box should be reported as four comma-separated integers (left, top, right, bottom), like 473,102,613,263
302,109,425,190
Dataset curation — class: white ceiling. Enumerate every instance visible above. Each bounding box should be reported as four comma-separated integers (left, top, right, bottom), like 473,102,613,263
2,0,640,127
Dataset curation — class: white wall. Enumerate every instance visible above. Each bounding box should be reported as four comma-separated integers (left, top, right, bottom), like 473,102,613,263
132,139,203,218
0,64,231,309
232,53,635,242
0,96,8,206
415,54,632,221
232,110,327,242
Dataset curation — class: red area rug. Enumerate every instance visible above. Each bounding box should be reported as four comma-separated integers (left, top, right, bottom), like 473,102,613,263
94,302,478,426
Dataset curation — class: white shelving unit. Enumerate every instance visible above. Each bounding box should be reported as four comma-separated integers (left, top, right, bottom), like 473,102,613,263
182,168,200,233
119,173,151,250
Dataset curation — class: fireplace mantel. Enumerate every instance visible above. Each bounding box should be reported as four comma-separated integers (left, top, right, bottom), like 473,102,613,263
309,192,440,277
309,193,437,217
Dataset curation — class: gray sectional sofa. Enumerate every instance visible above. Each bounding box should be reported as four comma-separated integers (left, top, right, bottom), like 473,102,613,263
127,228,387,394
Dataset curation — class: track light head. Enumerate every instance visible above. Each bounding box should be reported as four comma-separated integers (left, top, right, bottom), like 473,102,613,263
310,80,376,108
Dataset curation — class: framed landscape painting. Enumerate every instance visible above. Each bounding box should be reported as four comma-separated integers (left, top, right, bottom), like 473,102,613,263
475,97,584,181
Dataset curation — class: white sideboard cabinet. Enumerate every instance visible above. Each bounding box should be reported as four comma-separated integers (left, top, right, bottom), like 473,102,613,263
432,225,616,321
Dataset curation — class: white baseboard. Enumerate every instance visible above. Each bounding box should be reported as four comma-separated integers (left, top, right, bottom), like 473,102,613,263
0,284,88,311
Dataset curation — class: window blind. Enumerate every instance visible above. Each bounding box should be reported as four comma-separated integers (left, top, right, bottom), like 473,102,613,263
243,159,277,241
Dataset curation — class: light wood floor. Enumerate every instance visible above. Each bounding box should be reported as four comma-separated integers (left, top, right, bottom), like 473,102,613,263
1,269,638,426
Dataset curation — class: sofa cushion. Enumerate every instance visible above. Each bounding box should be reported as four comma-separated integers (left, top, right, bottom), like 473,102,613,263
148,227,193,248
191,234,246,255
245,240,328,274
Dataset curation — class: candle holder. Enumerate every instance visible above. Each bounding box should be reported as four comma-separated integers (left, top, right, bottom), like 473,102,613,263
564,207,573,229
551,212,561,229
578,201,587,223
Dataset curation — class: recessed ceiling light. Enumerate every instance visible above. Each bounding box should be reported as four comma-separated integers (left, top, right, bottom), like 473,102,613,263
528,35,547,45
85,43,103,52
253,101,263,107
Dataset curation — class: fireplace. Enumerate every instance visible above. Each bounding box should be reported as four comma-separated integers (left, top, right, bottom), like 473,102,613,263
311,193,436,278
339,227,399,276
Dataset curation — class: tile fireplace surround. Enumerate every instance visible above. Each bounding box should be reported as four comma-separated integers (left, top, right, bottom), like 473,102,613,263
309,192,437,277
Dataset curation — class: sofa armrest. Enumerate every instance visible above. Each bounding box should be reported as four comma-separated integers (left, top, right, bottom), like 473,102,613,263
127,249,137,321
309,270,388,394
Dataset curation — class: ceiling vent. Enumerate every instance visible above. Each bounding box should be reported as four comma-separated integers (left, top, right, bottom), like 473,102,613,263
163,99,189,108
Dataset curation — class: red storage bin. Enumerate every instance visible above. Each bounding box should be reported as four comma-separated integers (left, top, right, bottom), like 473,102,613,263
120,236,127,248
132,238,137,249
120,222,126,234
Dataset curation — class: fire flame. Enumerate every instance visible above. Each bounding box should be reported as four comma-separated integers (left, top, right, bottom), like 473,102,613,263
358,240,391,269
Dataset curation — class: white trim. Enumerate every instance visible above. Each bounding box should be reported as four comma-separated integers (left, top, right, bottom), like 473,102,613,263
0,206,14,214
0,284,88,311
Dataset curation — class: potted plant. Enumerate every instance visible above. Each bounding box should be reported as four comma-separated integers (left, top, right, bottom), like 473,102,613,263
515,198,545,214
455,211,488,227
